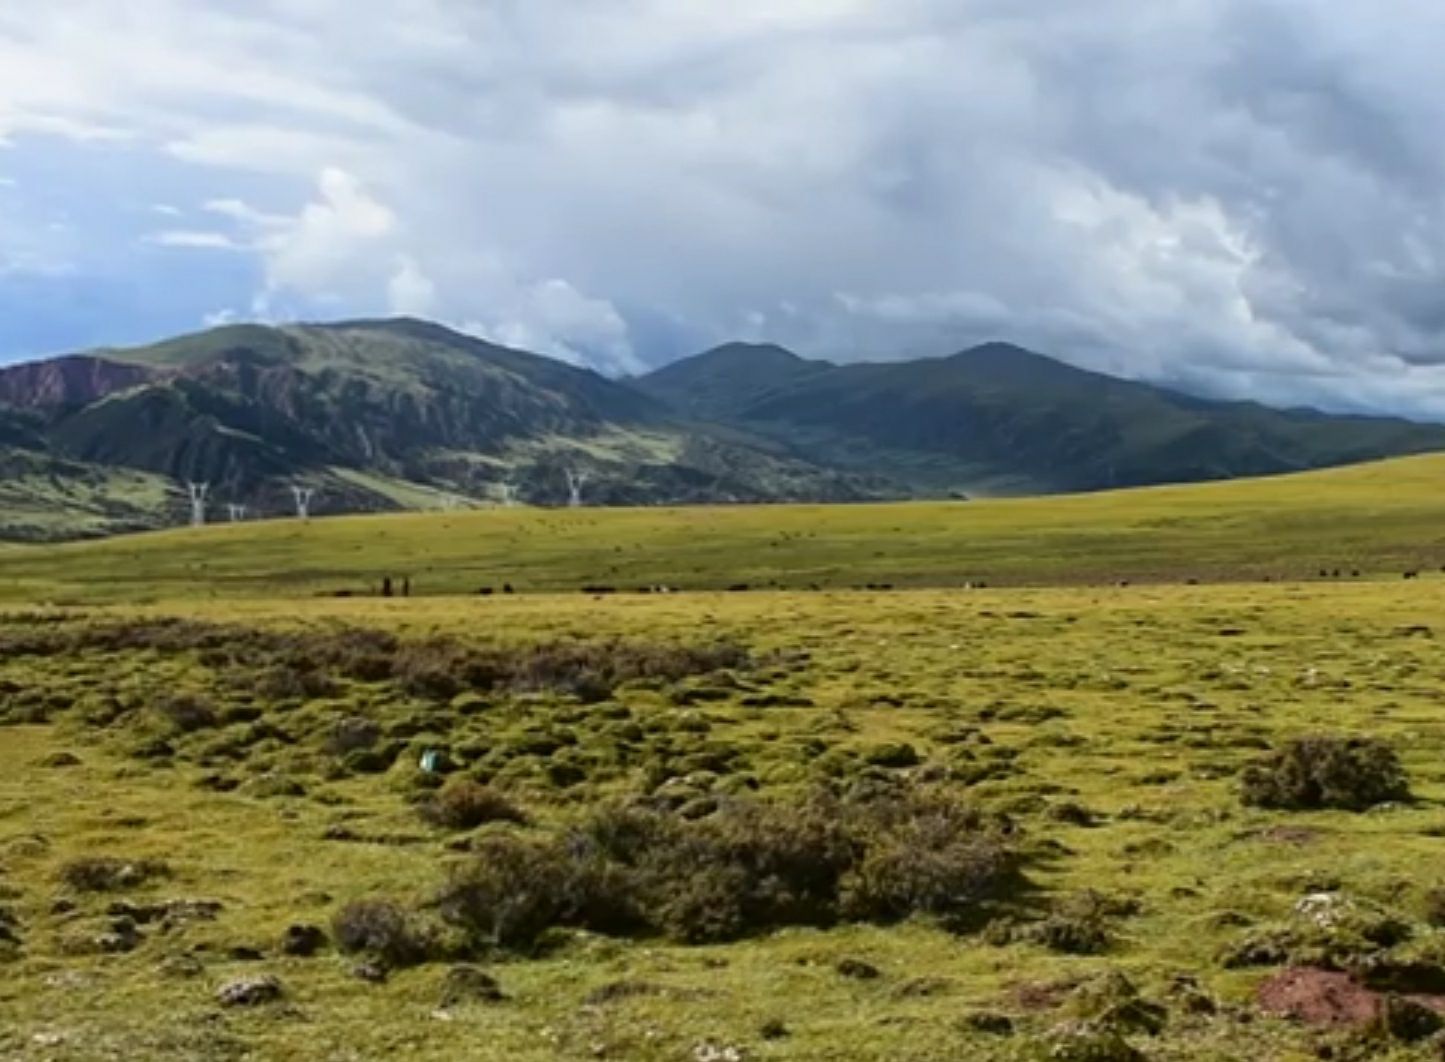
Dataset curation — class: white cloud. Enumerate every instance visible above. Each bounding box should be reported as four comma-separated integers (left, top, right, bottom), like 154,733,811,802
147,230,245,250
7,1,1445,406
387,255,436,317
261,167,395,297
464,278,640,375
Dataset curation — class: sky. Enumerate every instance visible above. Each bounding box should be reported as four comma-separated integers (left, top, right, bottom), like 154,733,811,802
4,2,1445,417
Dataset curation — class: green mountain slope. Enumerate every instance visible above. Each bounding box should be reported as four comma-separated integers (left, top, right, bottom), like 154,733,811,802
637,341,1445,494
0,320,876,538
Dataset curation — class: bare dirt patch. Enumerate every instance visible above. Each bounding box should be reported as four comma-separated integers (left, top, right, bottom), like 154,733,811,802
1257,966,1445,1029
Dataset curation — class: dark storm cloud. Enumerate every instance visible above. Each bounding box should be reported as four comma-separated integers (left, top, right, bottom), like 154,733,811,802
4,1,1445,413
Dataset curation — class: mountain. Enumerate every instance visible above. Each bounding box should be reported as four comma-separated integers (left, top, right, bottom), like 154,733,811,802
4,321,1445,542
0,319,875,539
639,342,831,420
636,341,1445,495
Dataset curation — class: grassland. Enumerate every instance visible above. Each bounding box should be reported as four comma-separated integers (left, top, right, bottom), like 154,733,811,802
3,453,1445,605
5,458,1445,1059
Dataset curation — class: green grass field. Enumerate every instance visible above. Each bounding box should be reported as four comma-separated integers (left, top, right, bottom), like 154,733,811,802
5,458,1445,1059
3,453,1445,604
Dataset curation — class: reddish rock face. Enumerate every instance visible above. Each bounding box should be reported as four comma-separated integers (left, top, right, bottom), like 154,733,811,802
0,356,156,409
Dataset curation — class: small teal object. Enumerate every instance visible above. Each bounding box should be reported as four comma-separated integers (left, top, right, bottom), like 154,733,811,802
420,749,441,774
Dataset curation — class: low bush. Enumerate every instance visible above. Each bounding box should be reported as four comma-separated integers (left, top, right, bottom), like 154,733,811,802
840,794,1017,926
1241,736,1410,811
422,781,528,831
331,898,439,968
432,788,1021,951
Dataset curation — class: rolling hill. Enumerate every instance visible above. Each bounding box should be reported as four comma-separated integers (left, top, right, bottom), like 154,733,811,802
5,451,1445,603
637,341,1445,495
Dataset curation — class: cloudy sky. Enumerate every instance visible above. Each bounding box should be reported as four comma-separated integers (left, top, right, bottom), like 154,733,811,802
3,1,1445,416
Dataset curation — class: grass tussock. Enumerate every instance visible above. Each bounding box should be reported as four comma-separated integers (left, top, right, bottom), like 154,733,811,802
57,857,171,894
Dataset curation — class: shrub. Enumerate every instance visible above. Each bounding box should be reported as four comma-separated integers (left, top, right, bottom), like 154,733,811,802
436,788,1021,951
422,781,527,831
435,836,571,949
331,898,438,968
651,862,752,944
1241,736,1410,811
840,797,1019,925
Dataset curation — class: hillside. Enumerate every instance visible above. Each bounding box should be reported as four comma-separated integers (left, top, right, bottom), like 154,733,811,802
638,341,1445,494
5,452,1445,603
0,320,876,538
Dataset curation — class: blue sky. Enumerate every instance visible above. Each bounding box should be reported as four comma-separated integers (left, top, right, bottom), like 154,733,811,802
5,2,1445,417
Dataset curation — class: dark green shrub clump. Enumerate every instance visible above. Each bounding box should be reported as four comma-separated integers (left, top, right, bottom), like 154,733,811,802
422,781,527,831
331,898,439,968
432,789,1021,951
1241,736,1410,811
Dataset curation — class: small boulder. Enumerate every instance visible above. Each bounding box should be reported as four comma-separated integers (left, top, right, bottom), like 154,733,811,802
216,974,284,1007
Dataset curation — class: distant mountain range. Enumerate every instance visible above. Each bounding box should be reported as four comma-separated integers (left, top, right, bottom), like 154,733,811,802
1,318,1442,540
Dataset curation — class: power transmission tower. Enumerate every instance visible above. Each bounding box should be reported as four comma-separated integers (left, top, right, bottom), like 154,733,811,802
187,482,209,527
564,469,587,508
227,503,248,523
291,485,316,520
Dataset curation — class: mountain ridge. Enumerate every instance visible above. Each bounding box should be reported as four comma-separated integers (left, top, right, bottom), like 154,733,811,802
2,318,1443,540
636,338,1445,494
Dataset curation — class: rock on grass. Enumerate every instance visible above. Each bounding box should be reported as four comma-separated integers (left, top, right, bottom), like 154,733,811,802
216,975,284,1007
